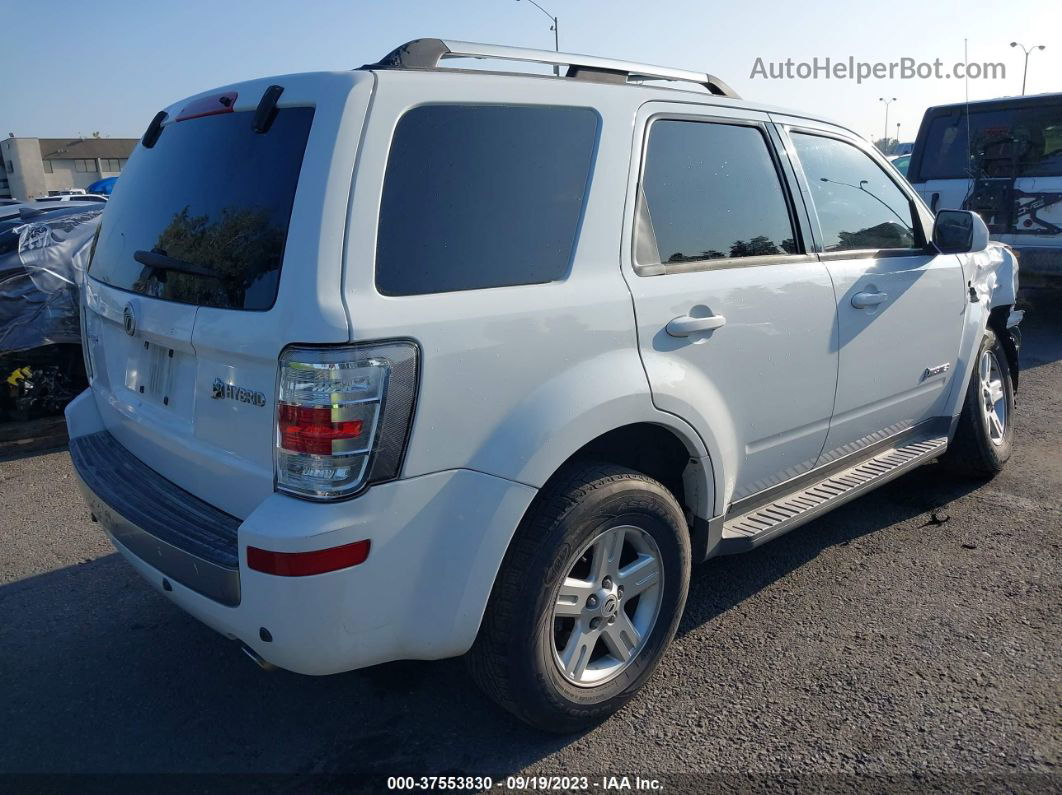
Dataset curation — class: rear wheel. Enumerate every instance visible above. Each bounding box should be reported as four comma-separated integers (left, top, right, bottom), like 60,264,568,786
467,461,691,732
943,328,1014,478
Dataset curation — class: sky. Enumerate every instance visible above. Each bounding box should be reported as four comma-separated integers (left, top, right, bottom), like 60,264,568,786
2,0,1059,144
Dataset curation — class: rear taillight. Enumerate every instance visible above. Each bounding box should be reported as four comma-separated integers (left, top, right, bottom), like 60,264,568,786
275,342,418,500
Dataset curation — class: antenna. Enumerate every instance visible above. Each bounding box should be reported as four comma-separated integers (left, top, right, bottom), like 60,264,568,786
962,37,974,211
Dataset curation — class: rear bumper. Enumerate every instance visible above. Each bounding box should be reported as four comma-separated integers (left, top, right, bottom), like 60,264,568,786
65,390,538,675
69,430,242,606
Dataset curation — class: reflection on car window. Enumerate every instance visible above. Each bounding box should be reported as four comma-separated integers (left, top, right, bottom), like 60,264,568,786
793,133,916,252
89,107,314,310
637,120,796,266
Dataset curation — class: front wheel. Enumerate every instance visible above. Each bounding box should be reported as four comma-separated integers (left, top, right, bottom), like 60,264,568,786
943,328,1015,478
467,461,691,732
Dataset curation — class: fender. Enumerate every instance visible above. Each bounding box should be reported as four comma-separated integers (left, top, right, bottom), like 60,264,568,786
983,241,1019,311
942,243,1019,426
465,347,720,521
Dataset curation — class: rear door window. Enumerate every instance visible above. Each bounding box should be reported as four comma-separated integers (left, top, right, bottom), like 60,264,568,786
375,104,598,296
636,120,798,267
88,107,314,310
792,133,918,252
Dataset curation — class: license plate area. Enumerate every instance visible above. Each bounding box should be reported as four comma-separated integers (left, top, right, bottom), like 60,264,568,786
125,339,177,407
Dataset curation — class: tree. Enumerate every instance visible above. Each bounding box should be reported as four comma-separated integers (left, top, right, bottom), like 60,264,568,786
133,206,283,305
874,137,898,154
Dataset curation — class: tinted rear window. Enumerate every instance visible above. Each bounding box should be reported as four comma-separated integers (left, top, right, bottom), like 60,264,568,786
89,107,314,310
915,102,1062,180
375,104,598,296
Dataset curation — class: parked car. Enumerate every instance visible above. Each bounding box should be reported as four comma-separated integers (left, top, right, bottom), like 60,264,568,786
66,39,1022,732
889,152,911,177
1,202,101,419
35,194,108,204
0,202,34,220
46,189,87,196
1,202,103,353
908,93,1062,282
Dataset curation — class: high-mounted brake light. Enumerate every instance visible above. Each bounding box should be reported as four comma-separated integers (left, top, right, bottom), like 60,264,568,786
247,540,371,576
275,342,418,500
176,91,238,122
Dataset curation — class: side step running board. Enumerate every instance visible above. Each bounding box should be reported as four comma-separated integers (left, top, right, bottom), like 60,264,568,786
718,437,948,554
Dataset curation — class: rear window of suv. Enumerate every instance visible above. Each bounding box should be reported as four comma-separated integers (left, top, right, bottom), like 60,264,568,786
89,107,314,310
375,104,598,296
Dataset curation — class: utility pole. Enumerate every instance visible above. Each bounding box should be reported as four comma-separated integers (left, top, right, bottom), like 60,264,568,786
1010,41,1046,95
879,97,896,153
515,0,560,76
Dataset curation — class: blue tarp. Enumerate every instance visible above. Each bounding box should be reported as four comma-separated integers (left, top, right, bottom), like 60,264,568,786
86,176,118,195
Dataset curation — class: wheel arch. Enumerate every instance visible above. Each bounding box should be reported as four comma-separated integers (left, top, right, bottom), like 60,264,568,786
988,304,1020,392
465,348,721,518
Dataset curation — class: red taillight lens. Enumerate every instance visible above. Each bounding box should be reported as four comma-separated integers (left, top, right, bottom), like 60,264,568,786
275,342,418,500
246,540,371,576
278,404,364,456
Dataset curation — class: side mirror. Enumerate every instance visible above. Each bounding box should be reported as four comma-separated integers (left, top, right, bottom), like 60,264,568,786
933,209,990,254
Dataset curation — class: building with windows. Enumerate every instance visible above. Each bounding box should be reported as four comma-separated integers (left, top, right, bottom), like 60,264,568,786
0,135,138,199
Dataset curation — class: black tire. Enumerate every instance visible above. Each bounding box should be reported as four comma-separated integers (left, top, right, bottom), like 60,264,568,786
942,328,1015,478
466,461,691,732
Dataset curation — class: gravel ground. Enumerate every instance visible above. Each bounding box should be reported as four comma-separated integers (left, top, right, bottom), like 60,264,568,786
1,293,1059,792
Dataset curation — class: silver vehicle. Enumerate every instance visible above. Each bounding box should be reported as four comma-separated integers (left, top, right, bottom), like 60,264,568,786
67,39,1021,732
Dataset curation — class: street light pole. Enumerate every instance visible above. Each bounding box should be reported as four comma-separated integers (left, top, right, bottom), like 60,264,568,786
895,122,901,154
1010,41,1046,96
879,97,896,153
515,0,560,76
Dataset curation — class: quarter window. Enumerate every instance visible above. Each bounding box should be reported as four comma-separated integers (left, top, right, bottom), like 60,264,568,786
792,133,917,252
636,120,797,267
375,104,598,296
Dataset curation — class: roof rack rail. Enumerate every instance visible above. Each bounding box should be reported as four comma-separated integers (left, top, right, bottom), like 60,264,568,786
369,39,741,99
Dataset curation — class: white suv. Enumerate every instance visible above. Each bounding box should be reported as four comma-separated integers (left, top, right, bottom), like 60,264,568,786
67,39,1022,732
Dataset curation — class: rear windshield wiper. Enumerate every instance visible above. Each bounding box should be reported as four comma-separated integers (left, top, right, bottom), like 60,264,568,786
134,249,223,280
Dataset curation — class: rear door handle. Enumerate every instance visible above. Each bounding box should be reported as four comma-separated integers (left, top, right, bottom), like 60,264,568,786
851,291,887,309
666,314,727,337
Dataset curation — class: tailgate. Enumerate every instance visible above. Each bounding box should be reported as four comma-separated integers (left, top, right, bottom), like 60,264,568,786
81,72,372,518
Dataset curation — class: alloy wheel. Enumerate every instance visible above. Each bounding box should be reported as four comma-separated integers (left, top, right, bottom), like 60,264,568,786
550,524,664,687
979,349,1008,446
